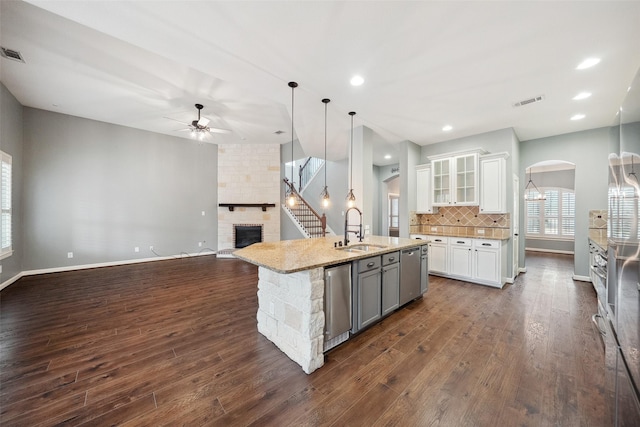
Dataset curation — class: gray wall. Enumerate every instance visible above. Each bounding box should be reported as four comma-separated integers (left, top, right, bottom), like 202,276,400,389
520,126,611,278
400,140,421,238
0,83,24,283
22,108,218,270
529,169,576,190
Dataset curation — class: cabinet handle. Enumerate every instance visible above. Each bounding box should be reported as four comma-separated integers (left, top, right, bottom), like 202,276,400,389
482,243,491,246
388,257,395,262
367,262,375,268
435,239,442,242
457,241,465,244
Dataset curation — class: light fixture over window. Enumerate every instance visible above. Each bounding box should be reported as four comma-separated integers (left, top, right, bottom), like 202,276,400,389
524,168,546,201
320,98,331,208
286,82,298,207
346,111,357,208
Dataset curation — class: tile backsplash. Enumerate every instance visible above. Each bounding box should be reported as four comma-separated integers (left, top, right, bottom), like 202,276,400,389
410,206,510,239
589,209,607,229
410,206,509,228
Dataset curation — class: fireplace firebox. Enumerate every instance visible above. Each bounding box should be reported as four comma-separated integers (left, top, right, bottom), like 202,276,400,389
234,224,263,248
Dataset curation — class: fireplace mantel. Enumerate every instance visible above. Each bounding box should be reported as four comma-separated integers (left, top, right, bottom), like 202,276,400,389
219,203,276,212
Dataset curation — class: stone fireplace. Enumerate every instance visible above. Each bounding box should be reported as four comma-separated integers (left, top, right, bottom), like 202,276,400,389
217,144,280,257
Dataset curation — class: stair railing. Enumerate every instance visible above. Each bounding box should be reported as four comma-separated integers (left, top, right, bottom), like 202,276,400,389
298,157,324,193
283,178,327,237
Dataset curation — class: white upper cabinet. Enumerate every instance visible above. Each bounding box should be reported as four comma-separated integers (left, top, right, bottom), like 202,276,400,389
416,164,437,214
430,151,480,206
479,153,509,214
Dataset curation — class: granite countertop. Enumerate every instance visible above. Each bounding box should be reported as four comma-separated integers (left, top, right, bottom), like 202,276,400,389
233,235,427,274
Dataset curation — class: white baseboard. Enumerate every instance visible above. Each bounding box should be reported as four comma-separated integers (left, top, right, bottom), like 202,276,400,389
0,251,217,292
525,248,574,255
519,267,527,273
0,272,24,291
572,275,591,282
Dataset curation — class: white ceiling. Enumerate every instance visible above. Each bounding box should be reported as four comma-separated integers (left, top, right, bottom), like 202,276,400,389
1,1,640,166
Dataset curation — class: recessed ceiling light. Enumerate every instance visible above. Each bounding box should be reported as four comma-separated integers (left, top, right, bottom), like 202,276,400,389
442,125,453,131
572,92,592,100
384,154,392,159
350,75,364,86
570,114,585,121
576,58,600,70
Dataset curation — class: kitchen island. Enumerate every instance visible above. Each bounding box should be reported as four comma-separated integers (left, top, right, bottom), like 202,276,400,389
234,235,427,373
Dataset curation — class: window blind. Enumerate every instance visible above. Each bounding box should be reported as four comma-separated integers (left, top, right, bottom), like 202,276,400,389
1,151,12,258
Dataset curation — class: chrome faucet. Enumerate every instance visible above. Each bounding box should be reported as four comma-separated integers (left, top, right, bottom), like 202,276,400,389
344,206,364,246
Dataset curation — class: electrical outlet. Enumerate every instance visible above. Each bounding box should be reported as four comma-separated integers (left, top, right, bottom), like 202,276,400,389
0,265,3,274
201,211,205,216
198,241,202,247
477,229,485,235
134,247,139,253
149,246,154,251
67,252,74,258
431,226,437,231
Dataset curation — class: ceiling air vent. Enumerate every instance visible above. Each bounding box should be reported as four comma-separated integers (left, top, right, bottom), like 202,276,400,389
513,95,544,108
0,47,25,63
274,130,285,135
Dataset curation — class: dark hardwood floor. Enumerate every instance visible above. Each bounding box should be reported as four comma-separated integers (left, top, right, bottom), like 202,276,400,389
1,251,609,426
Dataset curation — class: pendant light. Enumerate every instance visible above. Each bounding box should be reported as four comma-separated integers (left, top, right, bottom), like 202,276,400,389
286,82,298,207
346,111,357,207
320,98,331,208
524,168,546,200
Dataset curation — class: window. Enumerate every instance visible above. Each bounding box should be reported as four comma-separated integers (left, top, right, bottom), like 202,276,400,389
525,187,575,238
609,185,640,240
388,193,399,235
1,151,12,260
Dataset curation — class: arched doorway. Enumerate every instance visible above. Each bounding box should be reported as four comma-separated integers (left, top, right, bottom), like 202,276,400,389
523,160,576,267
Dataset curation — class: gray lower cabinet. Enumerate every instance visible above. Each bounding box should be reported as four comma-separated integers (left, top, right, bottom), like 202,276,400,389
382,252,400,316
353,256,382,332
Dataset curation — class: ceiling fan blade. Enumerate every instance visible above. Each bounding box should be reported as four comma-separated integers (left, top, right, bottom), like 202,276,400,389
208,127,231,134
164,116,191,126
197,117,210,127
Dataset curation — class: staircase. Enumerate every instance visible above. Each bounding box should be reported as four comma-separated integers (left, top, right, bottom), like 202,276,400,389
283,179,330,238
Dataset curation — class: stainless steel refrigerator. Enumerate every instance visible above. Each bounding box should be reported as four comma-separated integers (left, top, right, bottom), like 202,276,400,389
606,66,640,425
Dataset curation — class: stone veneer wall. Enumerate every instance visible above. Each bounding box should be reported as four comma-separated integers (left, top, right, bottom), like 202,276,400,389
217,144,280,251
256,266,325,374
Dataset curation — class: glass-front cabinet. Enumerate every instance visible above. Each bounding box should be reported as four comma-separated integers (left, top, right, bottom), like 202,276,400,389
456,154,477,204
430,152,479,206
432,159,450,205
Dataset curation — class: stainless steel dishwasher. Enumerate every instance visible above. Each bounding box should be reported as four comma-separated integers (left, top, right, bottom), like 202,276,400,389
400,246,421,305
324,263,352,351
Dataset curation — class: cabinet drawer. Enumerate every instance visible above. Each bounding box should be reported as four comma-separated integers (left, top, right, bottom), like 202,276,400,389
356,256,381,272
427,236,448,245
382,251,400,266
474,239,500,249
450,238,472,247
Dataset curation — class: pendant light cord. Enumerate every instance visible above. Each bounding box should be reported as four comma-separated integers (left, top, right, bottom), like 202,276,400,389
349,112,355,189
291,84,295,188
324,100,328,188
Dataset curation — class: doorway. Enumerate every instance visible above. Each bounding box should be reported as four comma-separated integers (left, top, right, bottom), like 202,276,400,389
388,193,399,237
522,160,576,271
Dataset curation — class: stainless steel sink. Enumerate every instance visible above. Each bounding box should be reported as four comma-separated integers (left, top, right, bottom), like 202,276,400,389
336,244,387,252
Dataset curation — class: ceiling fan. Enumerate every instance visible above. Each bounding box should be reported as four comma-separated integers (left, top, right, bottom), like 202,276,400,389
165,103,230,140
